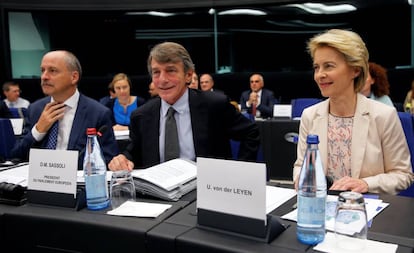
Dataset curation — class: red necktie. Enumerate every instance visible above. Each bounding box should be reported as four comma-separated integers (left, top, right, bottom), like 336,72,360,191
251,103,256,117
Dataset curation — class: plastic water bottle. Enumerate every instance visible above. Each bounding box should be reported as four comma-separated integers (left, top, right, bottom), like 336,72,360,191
296,134,327,245
83,127,110,210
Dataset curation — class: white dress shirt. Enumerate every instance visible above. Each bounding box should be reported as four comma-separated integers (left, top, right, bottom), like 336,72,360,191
32,90,80,149
4,97,30,108
159,89,195,162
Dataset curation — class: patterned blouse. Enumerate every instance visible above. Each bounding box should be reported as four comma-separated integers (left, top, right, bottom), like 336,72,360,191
327,114,353,181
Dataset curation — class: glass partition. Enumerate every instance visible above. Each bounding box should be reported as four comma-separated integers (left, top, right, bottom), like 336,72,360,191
7,2,411,79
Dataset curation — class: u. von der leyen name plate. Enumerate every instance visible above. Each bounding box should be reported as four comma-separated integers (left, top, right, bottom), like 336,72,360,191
197,157,267,224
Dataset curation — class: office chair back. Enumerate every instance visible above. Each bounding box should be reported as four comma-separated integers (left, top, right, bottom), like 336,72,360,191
8,107,27,118
291,98,322,119
0,118,16,159
232,111,264,159
397,112,414,197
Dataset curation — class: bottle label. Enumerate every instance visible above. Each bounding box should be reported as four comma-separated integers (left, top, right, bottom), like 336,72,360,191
297,195,326,226
85,174,109,201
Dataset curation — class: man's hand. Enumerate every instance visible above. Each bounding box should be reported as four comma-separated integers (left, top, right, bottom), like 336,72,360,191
108,154,134,171
36,101,66,133
248,92,258,105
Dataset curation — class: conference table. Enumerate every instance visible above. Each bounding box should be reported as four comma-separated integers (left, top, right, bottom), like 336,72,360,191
0,185,413,252
149,189,414,253
0,190,196,252
115,118,301,182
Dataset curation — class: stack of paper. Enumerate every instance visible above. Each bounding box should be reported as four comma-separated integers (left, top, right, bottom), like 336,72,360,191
131,158,197,201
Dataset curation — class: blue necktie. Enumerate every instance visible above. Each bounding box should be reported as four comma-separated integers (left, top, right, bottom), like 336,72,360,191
46,121,59,149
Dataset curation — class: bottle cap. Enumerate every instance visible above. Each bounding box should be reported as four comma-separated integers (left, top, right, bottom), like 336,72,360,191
306,134,319,144
86,128,97,135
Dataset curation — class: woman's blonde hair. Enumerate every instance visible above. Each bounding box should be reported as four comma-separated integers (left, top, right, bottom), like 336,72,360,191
307,29,369,92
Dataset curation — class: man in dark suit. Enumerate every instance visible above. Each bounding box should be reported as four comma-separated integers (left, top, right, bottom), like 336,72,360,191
239,73,276,119
199,73,225,94
109,42,260,170
11,50,118,168
0,100,12,118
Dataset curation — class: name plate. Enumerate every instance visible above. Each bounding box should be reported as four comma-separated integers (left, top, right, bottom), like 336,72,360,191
28,148,78,197
197,157,267,223
273,104,292,118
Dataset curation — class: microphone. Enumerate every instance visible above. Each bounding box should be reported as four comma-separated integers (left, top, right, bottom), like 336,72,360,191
97,125,108,137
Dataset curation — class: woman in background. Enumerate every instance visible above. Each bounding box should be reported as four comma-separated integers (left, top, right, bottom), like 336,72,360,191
360,62,394,107
403,80,414,113
108,73,145,131
188,72,199,89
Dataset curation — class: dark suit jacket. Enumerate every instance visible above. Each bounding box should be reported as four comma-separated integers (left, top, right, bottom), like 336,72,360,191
0,100,12,118
123,88,260,169
11,93,119,168
239,88,276,118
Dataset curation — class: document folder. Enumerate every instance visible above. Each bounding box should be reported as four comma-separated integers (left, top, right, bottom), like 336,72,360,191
197,208,286,243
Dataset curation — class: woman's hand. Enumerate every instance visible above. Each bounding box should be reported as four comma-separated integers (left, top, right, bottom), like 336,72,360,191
330,176,369,193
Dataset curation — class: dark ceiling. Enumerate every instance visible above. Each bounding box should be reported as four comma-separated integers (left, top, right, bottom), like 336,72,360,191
0,0,409,11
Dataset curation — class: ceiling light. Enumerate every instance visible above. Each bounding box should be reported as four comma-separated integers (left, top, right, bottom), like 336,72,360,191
218,9,267,16
285,3,356,14
125,11,175,17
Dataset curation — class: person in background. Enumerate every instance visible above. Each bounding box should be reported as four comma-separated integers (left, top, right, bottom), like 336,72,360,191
99,81,116,108
239,73,276,119
148,81,159,98
199,73,214,91
11,50,118,167
0,100,12,118
403,80,414,114
108,42,260,171
188,72,199,89
293,29,413,195
360,62,394,107
3,81,30,109
199,73,224,94
107,73,146,131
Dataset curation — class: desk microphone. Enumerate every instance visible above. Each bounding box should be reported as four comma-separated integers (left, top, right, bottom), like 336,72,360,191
97,125,108,137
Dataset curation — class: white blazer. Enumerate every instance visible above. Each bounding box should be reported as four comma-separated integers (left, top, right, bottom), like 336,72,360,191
293,93,413,194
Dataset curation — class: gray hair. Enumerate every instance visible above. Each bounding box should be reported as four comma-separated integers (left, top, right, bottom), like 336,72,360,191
147,42,195,76
54,50,82,82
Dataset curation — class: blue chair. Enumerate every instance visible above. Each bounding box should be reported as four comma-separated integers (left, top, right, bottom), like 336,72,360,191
230,140,240,160
230,111,265,176
8,107,27,118
397,112,414,197
291,98,322,118
0,118,16,159
8,107,20,118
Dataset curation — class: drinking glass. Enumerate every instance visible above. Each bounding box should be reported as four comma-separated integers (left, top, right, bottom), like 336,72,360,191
110,170,136,209
334,191,368,251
